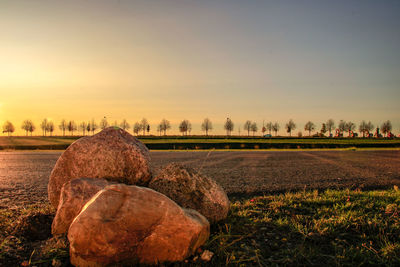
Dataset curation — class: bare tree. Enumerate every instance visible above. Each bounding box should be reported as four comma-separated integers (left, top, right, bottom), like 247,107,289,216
250,122,258,136
2,121,15,136
21,120,33,136
28,121,35,136
320,123,327,136
304,121,315,136
285,119,296,136
46,121,55,136
79,122,87,136
186,120,191,135
201,118,213,136
366,121,374,137
140,118,149,136
272,122,280,136
338,120,346,136
133,122,141,135
381,120,392,137
224,118,234,136
244,120,252,136
67,121,77,136
159,119,171,136
41,118,48,136
156,124,162,136
120,119,130,131
100,117,108,130
345,121,356,137
59,119,67,136
89,119,98,135
179,120,191,136
86,121,91,135
266,122,273,135
359,120,370,138
261,124,266,136
326,119,335,137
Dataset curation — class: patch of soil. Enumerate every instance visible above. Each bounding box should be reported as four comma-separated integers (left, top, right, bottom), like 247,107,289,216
13,212,54,241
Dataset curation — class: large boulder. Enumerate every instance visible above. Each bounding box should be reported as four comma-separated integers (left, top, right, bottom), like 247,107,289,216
52,178,111,235
149,163,230,223
48,127,152,208
68,184,210,266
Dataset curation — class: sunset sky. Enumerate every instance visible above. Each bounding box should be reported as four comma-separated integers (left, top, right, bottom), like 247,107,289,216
1,0,399,135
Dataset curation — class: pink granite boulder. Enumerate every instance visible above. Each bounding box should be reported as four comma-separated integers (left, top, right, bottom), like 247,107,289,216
52,178,111,235
149,163,230,223
68,184,210,266
48,127,152,208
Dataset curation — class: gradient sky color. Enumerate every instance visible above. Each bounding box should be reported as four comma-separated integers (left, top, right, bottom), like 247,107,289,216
1,0,399,135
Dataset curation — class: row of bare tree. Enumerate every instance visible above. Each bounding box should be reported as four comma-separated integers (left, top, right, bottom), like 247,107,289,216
1,118,394,137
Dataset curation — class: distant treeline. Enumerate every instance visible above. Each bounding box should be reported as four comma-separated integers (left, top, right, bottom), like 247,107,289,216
1,117,396,138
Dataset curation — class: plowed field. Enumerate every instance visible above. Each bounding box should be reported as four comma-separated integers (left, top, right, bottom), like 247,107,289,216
1,150,399,208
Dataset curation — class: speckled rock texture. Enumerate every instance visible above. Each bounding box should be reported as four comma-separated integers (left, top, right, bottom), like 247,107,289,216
149,163,230,223
48,127,152,208
52,178,111,235
68,184,210,266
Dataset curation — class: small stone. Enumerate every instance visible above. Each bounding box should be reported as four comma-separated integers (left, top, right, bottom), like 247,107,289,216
52,259,62,267
200,250,214,262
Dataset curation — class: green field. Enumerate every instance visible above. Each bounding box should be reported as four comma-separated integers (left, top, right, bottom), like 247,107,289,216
2,188,400,265
0,136,399,150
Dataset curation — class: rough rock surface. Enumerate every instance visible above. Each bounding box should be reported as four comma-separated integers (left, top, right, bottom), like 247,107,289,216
149,163,230,223
48,127,152,208
52,178,111,235
68,184,210,266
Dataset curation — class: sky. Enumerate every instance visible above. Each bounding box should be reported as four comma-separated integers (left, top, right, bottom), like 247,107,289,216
1,0,399,135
